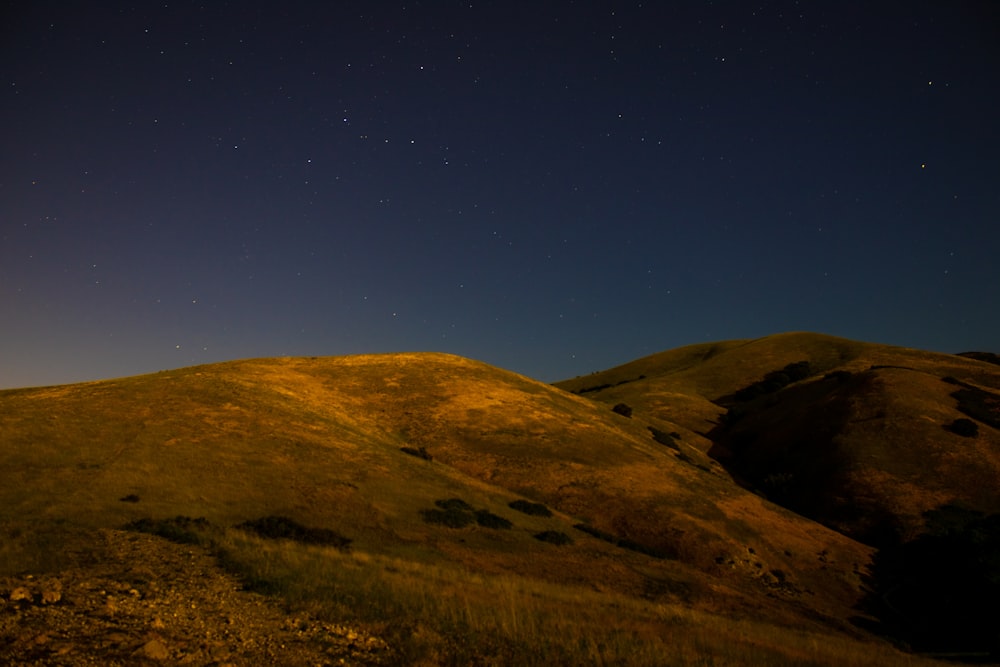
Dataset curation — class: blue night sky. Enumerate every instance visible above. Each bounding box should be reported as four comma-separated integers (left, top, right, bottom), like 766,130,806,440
2,2,999,389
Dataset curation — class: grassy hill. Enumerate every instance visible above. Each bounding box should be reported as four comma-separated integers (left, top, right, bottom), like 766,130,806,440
557,331,1000,658
0,345,961,664
554,332,1000,544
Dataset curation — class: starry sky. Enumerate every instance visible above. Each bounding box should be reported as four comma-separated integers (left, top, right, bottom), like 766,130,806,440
2,2,999,389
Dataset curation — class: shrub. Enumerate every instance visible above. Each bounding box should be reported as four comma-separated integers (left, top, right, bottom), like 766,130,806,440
474,510,513,529
573,523,617,544
236,516,352,550
733,361,812,402
420,508,474,528
612,403,633,418
533,531,572,545
125,516,211,545
648,427,680,450
950,386,1000,429
947,418,979,438
577,383,612,394
508,500,552,517
421,499,475,528
435,498,473,512
119,494,140,503
401,446,432,461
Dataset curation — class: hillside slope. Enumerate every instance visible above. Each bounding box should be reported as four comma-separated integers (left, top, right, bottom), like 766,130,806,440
554,331,1000,545
1,352,870,631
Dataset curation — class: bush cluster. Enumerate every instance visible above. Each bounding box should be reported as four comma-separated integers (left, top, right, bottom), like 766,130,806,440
420,498,513,530
612,403,633,418
947,417,979,438
732,361,812,403
236,516,352,550
533,530,572,545
648,427,680,450
508,499,553,517
125,516,212,545
400,446,433,461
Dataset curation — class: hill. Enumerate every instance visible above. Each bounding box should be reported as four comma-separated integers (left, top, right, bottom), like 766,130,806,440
0,346,954,664
556,331,1000,657
554,332,1000,544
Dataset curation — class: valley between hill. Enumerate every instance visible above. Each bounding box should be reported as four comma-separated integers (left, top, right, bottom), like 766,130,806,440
2,332,996,664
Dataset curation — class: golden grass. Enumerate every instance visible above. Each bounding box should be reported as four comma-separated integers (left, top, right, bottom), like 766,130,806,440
209,529,932,667
3,338,992,664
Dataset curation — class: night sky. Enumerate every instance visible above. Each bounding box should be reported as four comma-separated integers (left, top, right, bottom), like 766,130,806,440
2,2,999,389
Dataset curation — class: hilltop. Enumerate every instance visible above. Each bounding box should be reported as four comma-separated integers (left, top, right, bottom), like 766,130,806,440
2,336,993,663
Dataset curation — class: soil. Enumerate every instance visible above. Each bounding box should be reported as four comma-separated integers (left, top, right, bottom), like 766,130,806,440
0,529,392,666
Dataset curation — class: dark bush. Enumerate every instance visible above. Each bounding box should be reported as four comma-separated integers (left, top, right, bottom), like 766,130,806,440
733,361,812,403
573,523,618,543
236,516,352,550
119,494,140,503
474,510,513,529
401,446,433,461
508,500,552,517
649,427,680,449
421,499,475,528
947,418,979,438
125,516,211,545
533,530,573,545
577,383,612,394
612,403,633,418
783,360,812,382
420,508,474,528
951,386,1000,429
435,498,473,512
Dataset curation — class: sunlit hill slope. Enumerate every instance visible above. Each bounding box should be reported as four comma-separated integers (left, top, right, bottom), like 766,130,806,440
4,334,996,662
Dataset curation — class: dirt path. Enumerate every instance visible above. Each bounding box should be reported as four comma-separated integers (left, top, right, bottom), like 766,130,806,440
0,529,391,666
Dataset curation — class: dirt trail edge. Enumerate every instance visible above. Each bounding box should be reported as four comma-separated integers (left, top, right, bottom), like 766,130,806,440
0,528,391,666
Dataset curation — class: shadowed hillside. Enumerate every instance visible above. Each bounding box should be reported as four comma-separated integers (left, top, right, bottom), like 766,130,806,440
555,332,1000,544
557,332,1000,658
0,347,951,664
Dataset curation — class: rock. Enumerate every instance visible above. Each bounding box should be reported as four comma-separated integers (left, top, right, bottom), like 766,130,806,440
9,586,32,602
136,638,170,660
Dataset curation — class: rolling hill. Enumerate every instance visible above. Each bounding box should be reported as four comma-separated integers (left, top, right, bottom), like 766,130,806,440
554,332,1000,545
2,335,994,663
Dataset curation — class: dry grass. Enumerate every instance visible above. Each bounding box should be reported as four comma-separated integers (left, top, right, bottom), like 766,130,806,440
3,336,993,664
211,529,930,667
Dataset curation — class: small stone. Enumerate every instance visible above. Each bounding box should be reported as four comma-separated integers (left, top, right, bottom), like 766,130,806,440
9,587,32,602
136,638,170,661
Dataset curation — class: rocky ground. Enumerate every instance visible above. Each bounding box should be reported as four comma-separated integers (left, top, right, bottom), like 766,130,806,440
0,528,392,666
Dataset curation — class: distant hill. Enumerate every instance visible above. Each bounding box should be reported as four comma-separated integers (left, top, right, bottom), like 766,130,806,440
554,332,1000,546
556,332,1000,657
